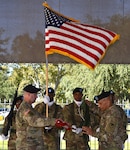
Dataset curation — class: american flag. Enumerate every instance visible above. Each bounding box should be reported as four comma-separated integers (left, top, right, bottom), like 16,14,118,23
43,2,120,69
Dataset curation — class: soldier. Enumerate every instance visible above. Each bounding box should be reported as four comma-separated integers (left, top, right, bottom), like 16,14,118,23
34,87,63,150
82,90,128,150
0,96,23,150
15,84,62,150
63,87,90,150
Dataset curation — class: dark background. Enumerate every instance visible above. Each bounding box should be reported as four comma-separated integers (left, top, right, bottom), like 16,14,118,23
0,0,130,64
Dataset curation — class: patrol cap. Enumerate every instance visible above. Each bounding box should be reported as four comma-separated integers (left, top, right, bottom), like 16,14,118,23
44,87,55,95
94,90,115,102
23,84,41,93
73,87,83,94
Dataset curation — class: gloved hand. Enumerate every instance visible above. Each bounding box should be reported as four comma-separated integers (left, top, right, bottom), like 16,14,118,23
0,134,8,140
44,126,52,130
96,127,100,133
72,125,82,134
55,119,71,130
43,95,50,104
44,126,52,133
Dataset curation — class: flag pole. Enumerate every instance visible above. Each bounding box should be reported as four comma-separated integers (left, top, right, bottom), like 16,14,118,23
44,0,49,118
45,53,49,118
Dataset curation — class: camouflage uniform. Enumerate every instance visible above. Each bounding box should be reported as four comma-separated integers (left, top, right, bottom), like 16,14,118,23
16,100,55,150
63,100,90,150
34,102,63,150
88,102,128,150
89,109,101,133
2,110,17,150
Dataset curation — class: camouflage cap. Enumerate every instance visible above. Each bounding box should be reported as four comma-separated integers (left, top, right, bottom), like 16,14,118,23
73,87,83,94
23,84,41,93
94,90,115,102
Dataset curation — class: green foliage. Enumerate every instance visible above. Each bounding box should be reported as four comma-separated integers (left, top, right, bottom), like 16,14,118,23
59,64,130,101
0,63,129,104
0,28,9,53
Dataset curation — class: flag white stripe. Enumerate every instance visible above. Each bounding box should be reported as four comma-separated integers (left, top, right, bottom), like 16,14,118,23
46,31,101,65
47,41,98,66
77,23,115,40
65,23,110,45
46,30,102,57
47,26,105,53
62,24,108,49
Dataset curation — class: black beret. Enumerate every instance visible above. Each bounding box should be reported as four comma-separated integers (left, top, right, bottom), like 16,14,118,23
44,87,55,95
73,87,83,94
94,90,115,102
15,95,23,101
23,84,41,93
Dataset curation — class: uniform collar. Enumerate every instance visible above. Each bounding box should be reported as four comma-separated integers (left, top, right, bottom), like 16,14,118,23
74,100,83,107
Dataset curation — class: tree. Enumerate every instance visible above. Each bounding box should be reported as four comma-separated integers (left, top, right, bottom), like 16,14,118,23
60,64,130,102
0,64,14,101
0,28,10,61
0,63,129,103
11,31,45,62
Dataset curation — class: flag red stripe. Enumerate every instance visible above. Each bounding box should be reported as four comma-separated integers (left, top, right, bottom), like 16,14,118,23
46,37,99,61
47,29,104,55
61,24,108,49
47,46,95,68
65,22,113,43
82,24,116,37
45,29,101,61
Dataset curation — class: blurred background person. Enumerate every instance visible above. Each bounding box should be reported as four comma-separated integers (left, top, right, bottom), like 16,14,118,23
0,95,23,150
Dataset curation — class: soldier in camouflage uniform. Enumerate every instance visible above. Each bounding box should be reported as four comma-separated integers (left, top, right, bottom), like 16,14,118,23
82,90,128,150
63,87,90,150
34,87,63,150
1,96,23,150
15,84,60,150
